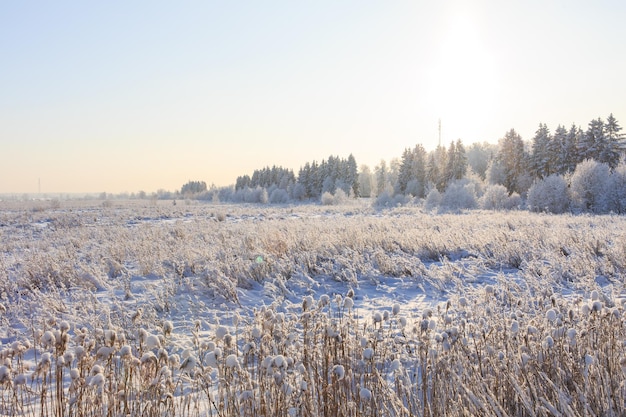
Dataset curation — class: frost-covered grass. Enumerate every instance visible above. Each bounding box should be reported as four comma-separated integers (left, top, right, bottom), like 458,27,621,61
0,200,625,416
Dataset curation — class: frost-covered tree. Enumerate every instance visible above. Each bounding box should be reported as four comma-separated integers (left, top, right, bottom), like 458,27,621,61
424,187,441,210
397,144,427,197
551,125,568,174
269,188,290,204
467,142,496,180
181,180,208,195
494,129,528,195
563,124,584,172
479,184,510,210
526,174,570,214
358,164,373,198
579,118,605,163
397,148,413,195
426,152,441,192
346,154,359,197
530,123,552,178
608,162,626,213
388,158,401,193
485,158,506,188
440,179,477,210
569,159,611,213
427,145,448,192
375,160,389,197
247,166,295,190
235,175,251,190
444,139,468,185
603,113,625,169
296,155,358,200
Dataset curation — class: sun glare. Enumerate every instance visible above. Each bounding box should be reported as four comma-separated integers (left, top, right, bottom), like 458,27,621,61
427,12,499,143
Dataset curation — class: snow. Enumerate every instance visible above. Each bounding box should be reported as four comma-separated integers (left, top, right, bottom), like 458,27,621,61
0,199,625,416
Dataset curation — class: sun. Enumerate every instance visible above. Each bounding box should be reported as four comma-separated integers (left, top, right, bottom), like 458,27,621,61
426,12,499,144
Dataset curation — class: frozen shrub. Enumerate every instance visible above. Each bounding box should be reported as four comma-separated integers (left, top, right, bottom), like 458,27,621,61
374,189,393,207
320,191,334,205
607,163,626,213
527,174,570,213
259,187,269,204
569,159,611,213
321,189,350,205
269,188,290,204
424,187,441,210
291,183,307,201
504,192,522,210
441,179,477,210
479,184,509,210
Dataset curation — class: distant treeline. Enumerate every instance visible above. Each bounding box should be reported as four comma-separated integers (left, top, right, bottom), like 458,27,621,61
174,113,625,213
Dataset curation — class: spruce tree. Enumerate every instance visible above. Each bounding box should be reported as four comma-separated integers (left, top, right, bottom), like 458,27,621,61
604,113,625,169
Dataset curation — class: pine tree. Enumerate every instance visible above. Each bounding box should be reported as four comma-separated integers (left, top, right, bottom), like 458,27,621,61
566,124,584,171
397,148,414,195
375,160,388,197
358,164,373,198
551,125,568,174
447,139,467,182
580,118,605,162
530,123,551,178
346,154,359,197
410,144,427,197
426,153,440,192
603,113,625,169
427,145,448,192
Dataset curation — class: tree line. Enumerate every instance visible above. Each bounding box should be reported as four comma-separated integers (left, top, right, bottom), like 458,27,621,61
177,113,624,213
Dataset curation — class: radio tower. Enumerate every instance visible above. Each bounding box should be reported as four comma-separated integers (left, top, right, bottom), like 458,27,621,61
438,119,442,148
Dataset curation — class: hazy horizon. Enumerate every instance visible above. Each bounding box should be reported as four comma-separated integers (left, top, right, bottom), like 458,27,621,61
2,1,625,194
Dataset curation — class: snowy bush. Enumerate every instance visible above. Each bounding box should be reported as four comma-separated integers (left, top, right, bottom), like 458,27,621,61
405,178,422,197
424,187,441,210
479,184,509,210
374,189,409,207
320,191,335,205
607,163,626,213
527,174,570,213
504,192,522,210
291,183,307,201
321,189,350,205
269,188,290,204
569,159,610,213
440,179,477,210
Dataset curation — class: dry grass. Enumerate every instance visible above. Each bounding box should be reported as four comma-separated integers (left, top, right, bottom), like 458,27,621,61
0,201,625,416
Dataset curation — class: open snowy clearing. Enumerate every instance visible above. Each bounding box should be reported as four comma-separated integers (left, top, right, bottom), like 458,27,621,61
0,199,625,416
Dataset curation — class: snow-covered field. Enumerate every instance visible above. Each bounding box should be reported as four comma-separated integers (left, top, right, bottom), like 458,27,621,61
0,199,624,416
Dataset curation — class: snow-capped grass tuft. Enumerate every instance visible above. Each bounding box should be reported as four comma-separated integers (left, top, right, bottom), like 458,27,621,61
363,347,374,360
162,320,174,336
359,387,372,401
225,354,239,369
592,300,603,313
332,364,345,380
215,325,229,341
372,311,382,324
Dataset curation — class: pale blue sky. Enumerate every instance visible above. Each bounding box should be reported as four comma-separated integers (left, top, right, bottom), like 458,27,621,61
2,1,625,194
